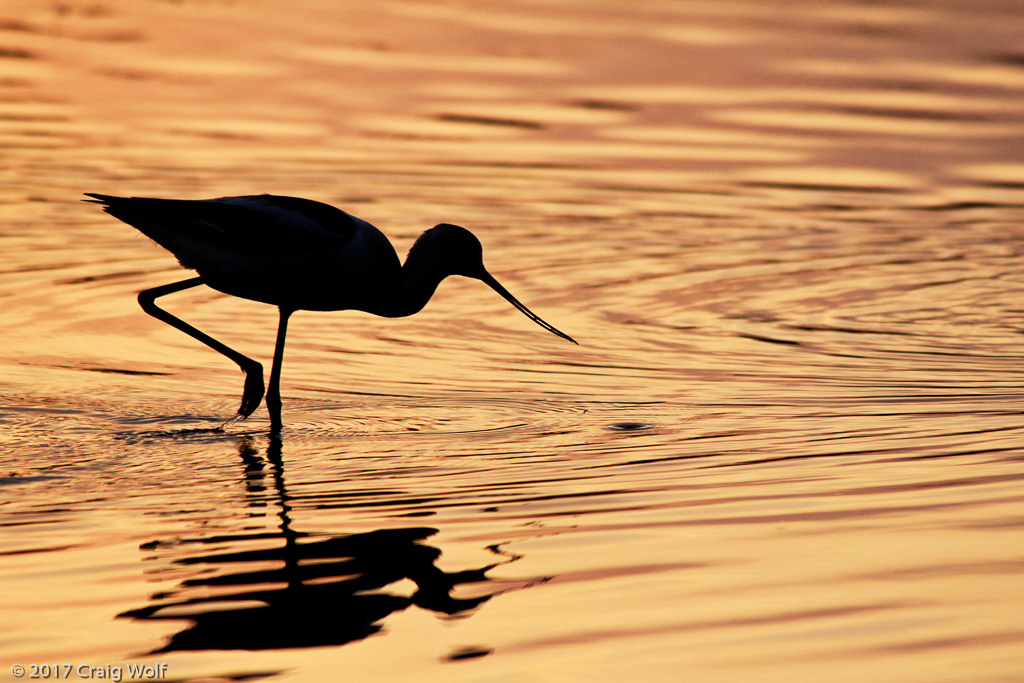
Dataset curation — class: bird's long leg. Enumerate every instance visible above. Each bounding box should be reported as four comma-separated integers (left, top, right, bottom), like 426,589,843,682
137,277,265,423
266,307,293,434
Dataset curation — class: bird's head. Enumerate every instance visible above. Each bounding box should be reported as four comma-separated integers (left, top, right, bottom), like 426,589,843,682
411,223,577,344
414,223,487,278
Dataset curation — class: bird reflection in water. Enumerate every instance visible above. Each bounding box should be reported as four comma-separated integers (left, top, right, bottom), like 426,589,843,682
119,436,521,652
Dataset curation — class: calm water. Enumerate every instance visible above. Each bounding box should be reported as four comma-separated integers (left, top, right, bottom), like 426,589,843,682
2,1,1024,681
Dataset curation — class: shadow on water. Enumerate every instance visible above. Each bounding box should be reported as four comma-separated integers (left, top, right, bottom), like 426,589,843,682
119,435,507,652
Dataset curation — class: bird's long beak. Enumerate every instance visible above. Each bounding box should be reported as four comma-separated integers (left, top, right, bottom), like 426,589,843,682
481,272,578,344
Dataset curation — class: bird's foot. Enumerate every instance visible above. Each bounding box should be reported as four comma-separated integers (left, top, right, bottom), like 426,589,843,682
220,364,265,429
219,413,244,431
238,367,266,417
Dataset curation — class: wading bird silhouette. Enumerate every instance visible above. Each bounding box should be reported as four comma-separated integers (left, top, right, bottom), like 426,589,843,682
85,193,576,433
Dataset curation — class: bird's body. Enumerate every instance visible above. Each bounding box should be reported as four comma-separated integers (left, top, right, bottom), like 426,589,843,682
85,193,575,432
94,194,418,314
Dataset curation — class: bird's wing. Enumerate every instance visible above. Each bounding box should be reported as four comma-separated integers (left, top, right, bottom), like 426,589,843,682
206,195,360,248
85,194,361,262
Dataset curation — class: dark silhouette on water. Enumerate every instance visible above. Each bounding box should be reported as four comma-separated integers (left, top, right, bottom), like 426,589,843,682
118,435,519,653
123,526,495,652
85,193,577,432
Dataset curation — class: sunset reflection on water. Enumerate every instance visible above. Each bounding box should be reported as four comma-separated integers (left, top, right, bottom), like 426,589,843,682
2,1,1024,681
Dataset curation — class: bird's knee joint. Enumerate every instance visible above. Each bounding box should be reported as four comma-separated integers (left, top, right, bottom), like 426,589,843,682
137,290,159,314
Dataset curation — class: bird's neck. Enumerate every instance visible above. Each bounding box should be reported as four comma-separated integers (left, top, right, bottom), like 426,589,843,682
385,249,448,318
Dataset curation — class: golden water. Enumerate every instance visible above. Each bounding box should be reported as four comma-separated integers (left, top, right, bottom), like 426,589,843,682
2,1,1024,681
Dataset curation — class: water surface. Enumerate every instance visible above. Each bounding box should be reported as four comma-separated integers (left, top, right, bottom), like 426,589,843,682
2,1,1024,681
